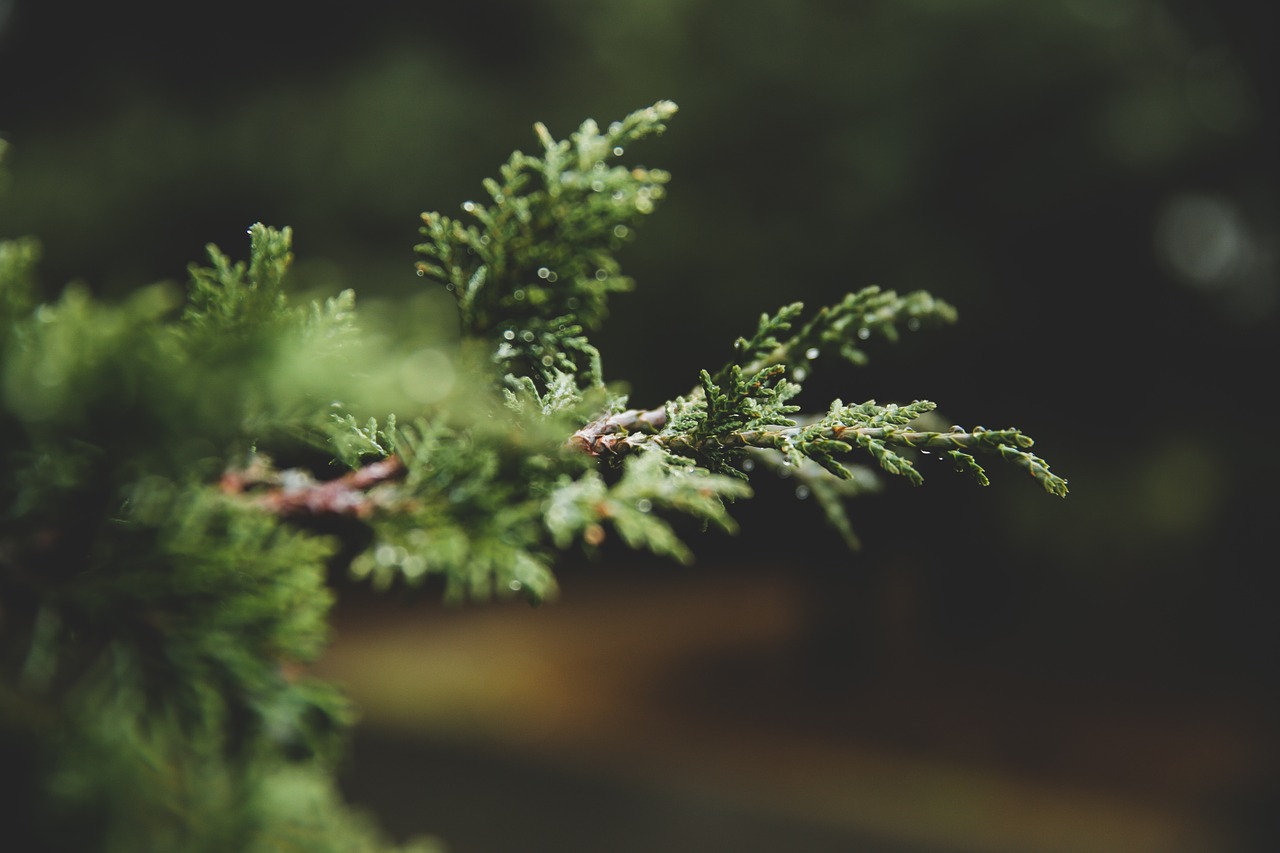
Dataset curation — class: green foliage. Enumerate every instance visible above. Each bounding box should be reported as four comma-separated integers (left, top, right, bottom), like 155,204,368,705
578,271,1066,542
544,449,752,565
1,222,439,849
1,102,1065,851
182,224,294,335
0,235,39,340
415,101,676,397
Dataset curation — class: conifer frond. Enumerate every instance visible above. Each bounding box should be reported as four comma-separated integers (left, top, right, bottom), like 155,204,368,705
182,223,294,334
302,287,358,345
643,405,1070,497
327,411,398,467
415,101,677,396
714,287,957,386
544,449,751,564
788,286,957,369
725,302,807,379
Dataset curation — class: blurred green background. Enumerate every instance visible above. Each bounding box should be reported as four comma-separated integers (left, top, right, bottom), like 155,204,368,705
2,1,1277,850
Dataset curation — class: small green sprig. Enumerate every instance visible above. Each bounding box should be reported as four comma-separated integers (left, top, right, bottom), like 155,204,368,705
677,364,802,477
415,101,678,399
183,223,294,335
722,286,957,383
543,449,752,565
787,286,958,370
643,395,1067,497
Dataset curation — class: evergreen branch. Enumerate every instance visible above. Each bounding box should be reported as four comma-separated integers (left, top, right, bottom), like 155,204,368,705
566,276,1062,553
415,101,677,398
579,408,1067,497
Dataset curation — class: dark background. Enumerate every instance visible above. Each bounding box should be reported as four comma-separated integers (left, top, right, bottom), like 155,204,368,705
2,1,1277,850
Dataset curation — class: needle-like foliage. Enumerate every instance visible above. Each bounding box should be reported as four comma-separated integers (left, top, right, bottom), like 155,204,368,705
0,104,1065,851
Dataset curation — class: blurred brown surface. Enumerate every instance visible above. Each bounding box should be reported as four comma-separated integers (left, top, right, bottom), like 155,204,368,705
316,563,1276,852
